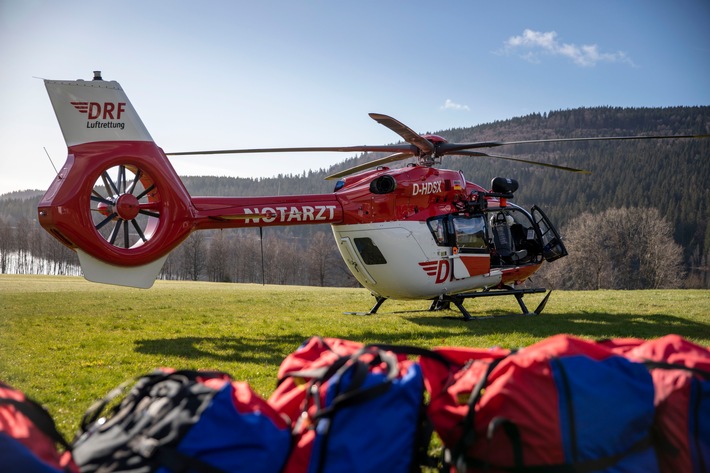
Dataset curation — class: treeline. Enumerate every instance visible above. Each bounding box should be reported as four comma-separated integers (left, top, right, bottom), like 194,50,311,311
1,105,708,288
159,228,358,287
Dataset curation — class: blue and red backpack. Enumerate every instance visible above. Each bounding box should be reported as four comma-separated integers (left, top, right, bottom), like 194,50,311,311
419,334,659,472
270,337,441,473
0,380,79,473
71,369,291,473
603,334,710,473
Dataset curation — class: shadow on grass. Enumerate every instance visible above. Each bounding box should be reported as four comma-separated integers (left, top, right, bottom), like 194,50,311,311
134,334,308,363
406,310,709,341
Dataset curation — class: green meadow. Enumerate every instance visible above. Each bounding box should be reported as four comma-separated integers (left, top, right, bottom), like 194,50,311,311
1,274,708,438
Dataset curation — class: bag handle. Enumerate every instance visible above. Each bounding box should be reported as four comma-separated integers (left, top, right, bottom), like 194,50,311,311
314,346,400,420
364,343,453,368
452,355,508,473
644,360,710,378
0,396,72,452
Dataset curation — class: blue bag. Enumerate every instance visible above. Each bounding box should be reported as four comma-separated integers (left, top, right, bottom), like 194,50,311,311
278,343,434,473
72,369,290,473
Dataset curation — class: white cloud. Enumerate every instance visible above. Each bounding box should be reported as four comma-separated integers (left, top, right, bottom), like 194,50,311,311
502,29,634,67
441,99,470,111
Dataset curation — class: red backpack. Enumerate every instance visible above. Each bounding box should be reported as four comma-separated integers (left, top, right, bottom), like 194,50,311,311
419,335,658,472
269,336,365,424
269,337,444,473
604,334,710,473
0,381,79,473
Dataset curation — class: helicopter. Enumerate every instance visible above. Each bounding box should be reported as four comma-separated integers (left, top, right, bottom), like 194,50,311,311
36,72,710,320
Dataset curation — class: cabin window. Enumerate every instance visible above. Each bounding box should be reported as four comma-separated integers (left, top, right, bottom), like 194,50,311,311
354,237,387,265
427,217,449,246
452,216,487,251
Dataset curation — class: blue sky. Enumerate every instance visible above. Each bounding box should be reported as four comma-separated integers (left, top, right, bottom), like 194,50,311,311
1,0,708,195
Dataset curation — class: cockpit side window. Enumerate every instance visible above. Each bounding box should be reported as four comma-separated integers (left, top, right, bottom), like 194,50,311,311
452,216,487,252
427,217,449,246
354,237,387,265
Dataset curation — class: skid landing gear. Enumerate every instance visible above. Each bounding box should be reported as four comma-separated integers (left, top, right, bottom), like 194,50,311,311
343,296,388,316
348,289,552,321
431,287,552,321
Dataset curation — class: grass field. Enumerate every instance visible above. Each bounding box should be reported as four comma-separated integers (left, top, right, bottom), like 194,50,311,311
1,274,709,439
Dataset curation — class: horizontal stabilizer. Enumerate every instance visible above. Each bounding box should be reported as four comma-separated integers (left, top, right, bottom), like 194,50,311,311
76,249,168,289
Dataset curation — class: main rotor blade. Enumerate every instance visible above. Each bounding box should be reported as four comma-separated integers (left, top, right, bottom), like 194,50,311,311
325,152,414,180
453,151,591,174
165,144,412,156
368,113,435,155
439,133,710,154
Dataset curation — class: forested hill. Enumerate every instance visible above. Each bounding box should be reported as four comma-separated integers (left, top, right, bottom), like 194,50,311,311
2,106,709,283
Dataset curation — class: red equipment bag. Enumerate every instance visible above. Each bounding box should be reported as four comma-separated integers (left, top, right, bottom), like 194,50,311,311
270,337,444,473
269,336,364,424
419,334,658,472
0,380,79,473
604,334,710,473
419,345,511,450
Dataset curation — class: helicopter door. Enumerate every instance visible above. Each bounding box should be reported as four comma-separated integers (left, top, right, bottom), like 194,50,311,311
338,237,377,285
531,206,568,263
451,215,490,279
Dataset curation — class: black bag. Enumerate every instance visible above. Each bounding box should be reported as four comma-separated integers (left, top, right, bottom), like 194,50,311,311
72,369,291,473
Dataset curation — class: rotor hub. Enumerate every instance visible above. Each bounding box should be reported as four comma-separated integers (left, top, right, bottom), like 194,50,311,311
116,193,140,220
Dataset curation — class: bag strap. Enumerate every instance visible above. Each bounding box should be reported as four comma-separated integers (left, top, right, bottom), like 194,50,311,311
366,343,454,472
314,347,400,420
364,343,453,368
451,355,509,473
0,396,72,451
644,360,710,379
79,376,139,432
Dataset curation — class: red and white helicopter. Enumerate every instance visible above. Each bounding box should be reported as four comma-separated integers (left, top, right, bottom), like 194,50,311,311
37,72,709,320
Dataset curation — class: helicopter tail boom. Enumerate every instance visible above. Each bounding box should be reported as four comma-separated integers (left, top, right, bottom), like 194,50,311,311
38,73,347,288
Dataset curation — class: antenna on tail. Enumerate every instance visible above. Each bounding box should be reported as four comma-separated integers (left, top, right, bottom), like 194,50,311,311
43,147,59,177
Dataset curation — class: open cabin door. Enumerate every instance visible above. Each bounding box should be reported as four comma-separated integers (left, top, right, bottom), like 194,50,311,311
531,206,568,263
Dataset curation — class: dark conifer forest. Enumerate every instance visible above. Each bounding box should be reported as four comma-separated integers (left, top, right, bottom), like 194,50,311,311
2,106,709,288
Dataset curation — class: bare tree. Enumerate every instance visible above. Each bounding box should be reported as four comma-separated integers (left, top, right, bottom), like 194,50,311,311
541,207,686,290
180,232,207,281
0,217,10,273
307,231,334,286
207,230,229,282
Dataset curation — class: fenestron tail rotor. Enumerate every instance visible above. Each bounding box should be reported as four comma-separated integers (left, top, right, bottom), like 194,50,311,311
90,164,162,250
164,112,710,179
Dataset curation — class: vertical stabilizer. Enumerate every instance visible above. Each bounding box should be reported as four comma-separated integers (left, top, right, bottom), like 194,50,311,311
44,74,152,147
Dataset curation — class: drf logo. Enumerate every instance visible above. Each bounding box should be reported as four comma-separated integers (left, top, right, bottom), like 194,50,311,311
418,260,450,284
71,102,126,120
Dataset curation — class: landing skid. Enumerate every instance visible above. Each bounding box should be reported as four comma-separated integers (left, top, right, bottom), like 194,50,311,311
343,296,387,316
433,287,551,321
348,289,552,321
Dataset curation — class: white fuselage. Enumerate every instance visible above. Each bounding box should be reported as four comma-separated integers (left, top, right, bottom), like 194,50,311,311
332,221,503,300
